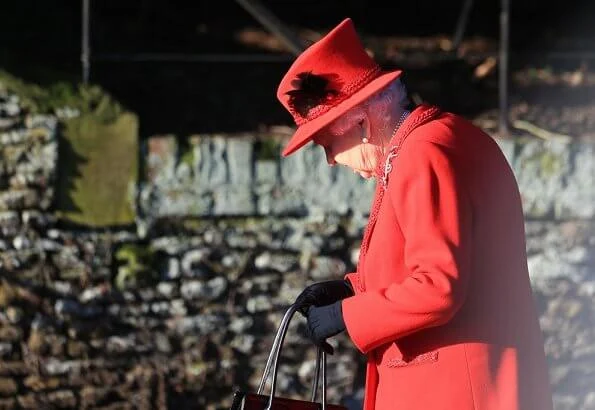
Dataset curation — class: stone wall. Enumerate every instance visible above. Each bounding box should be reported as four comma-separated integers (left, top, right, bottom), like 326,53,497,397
1,88,594,410
138,132,595,221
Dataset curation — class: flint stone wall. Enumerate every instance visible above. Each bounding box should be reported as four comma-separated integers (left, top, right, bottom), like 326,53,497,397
137,133,595,221
1,90,594,410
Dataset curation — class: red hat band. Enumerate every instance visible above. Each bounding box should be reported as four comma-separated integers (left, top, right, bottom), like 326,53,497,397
288,65,381,125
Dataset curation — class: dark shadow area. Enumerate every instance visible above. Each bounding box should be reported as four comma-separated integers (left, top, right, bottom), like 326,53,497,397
1,0,594,137
94,60,293,137
53,218,137,233
53,125,88,214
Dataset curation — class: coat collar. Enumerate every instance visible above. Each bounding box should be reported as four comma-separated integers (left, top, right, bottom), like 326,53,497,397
373,104,442,180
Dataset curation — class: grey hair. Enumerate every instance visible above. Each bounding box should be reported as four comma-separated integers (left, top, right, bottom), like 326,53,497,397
364,79,410,110
325,79,410,137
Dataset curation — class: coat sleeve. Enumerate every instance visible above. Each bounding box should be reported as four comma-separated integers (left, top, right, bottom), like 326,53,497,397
344,272,364,294
342,139,473,354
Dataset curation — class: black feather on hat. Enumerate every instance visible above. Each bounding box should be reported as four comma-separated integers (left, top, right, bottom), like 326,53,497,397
285,72,341,117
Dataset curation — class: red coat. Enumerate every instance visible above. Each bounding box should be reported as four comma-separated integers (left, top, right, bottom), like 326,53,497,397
342,105,553,410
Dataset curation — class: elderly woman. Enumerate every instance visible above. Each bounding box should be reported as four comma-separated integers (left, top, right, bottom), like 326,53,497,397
276,18,553,410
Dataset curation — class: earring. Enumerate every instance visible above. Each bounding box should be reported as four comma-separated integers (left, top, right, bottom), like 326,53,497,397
359,119,368,144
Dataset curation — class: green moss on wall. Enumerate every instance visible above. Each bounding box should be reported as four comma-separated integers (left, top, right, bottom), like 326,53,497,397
1,70,138,227
539,151,563,177
114,243,158,290
55,112,138,227
254,138,280,161
0,70,49,112
179,144,195,169
520,145,564,179
0,70,121,122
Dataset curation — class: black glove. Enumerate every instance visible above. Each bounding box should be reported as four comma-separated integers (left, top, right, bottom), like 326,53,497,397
304,301,346,355
294,279,354,315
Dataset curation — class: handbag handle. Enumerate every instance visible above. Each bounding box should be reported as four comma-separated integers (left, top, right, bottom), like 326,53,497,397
257,304,327,410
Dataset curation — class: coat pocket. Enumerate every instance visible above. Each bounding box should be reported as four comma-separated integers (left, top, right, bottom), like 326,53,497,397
376,341,441,368
386,349,439,368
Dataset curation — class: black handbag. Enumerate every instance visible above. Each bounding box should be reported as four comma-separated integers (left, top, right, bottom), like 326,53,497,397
230,304,348,410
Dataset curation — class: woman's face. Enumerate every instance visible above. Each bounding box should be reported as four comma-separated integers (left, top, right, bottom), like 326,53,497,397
313,117,379,179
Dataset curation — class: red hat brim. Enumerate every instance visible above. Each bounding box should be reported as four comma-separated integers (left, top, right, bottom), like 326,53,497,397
281,69,402,157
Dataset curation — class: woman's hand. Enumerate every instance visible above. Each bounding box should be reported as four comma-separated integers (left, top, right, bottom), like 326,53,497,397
294,279,354,315
304,301,346,354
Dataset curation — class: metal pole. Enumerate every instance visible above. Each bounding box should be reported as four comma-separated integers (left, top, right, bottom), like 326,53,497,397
499,0,510,137
81,0,91,84
235,0,305,56
452,0,474,52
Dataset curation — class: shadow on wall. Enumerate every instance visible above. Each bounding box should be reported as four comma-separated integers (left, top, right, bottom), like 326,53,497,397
55,125,86,215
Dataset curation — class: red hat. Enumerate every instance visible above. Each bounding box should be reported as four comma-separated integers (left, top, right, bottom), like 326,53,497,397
277,18,402,157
